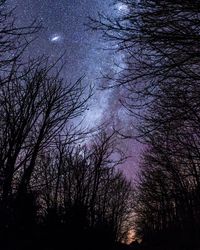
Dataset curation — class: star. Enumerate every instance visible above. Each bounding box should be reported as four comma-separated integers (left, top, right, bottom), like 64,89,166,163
50,34,62,43
116,3,129,13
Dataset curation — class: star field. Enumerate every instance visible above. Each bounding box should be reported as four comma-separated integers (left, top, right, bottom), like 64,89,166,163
5,0,141,178
6,0,116,124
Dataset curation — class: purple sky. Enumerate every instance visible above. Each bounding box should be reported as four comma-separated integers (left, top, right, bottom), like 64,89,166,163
5,0,142,179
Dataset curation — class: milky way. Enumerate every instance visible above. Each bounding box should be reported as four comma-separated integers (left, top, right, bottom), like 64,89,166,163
5,0,141,178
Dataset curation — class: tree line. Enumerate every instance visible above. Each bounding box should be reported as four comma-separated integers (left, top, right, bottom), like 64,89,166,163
0,3,134,250
3,0,200,249
91,0,200,249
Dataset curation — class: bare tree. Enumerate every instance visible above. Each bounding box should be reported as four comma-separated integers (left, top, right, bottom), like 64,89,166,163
0,58,92,204
90,1,200,248
0,4,40,86
36,130,133,247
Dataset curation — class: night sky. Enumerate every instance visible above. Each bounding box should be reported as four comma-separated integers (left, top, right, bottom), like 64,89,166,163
5,0,141,179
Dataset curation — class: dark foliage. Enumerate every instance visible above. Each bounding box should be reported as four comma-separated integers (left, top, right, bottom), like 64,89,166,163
0,4,134,250
90,0,200,249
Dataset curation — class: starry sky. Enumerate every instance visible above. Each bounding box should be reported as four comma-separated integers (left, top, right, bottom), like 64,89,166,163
5,0,142,179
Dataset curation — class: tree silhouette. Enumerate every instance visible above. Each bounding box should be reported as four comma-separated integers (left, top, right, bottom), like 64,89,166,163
37,131,133,249
0,5,134,250
90,0,200,248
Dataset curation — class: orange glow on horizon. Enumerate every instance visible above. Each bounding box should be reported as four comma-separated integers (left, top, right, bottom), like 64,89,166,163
126,229,136,244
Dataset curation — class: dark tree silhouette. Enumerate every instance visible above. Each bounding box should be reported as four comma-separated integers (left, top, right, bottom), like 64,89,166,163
90,1,200,249
0,4,39,86
37,130,134,249
0,5,134,250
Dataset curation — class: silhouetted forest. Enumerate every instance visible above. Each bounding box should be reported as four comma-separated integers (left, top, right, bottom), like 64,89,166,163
0,3,134,250
2,1,200,250
91,0,200,250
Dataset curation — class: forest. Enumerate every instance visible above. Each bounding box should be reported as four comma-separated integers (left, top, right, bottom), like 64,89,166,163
1,1,200,250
